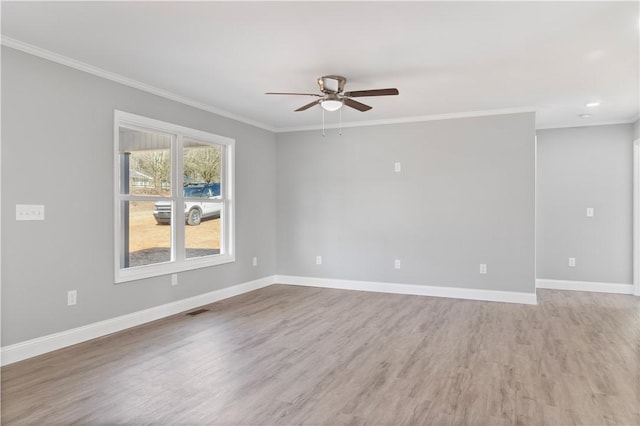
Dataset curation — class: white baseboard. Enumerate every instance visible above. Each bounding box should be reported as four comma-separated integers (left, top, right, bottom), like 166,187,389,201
1,275,276,366
536,279,634,294
1,274,541,366
5,275,633,367
276,275,538,305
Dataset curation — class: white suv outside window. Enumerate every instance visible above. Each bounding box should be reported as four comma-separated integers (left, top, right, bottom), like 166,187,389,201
153,183,221,226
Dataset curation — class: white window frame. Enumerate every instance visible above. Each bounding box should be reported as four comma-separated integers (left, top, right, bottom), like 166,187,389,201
114,110,235,283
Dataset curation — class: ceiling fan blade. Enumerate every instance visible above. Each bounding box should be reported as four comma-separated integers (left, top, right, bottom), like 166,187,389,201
344,98,372,112
265,92,321,97
295,100,321,112
343,88,399,97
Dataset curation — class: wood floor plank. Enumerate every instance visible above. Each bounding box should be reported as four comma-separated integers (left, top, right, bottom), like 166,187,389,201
2,285,638,425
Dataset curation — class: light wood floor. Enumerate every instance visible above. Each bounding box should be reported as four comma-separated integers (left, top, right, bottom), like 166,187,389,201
2,285,638,425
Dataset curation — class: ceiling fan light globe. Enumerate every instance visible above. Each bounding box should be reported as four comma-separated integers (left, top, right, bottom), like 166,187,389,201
320,99,343,111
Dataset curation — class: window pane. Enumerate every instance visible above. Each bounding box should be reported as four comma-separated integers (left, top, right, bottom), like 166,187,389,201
122,200,172,268
119,128,171,196
185,202,222,258
115,112,235,282
183,140,221,187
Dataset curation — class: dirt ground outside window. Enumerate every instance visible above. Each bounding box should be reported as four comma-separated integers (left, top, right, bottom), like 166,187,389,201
127,201,220,267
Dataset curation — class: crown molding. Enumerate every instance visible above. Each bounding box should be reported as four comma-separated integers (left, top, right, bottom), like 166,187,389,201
3,36,635,135
275,106,538,133
1,36,277,133
536,118,638,131
0,36,536,134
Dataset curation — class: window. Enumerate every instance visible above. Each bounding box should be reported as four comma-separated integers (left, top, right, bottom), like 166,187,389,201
114,111,235,283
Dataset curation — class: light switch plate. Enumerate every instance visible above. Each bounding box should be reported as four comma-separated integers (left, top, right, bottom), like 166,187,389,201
16,204,45,221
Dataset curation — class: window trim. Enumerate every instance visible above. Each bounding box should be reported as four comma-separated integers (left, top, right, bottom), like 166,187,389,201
114,110,235,283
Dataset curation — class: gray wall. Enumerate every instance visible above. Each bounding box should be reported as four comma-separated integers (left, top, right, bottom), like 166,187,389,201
9,41,631,348
634,119,639,140
1,47,277,346
276,113,536,293
536,124,634,284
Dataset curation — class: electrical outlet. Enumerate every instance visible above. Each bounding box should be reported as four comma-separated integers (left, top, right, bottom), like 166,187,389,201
171,274,178,286
316,255,322,265
394,259,401,269
568,257,576,267
394,162,402,173
586,208,594,217
479,264,488,274
252,256,258,267
67,290,77,306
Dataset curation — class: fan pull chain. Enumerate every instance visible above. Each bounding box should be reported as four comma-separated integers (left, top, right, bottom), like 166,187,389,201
322,108,325,137
339,108,343,136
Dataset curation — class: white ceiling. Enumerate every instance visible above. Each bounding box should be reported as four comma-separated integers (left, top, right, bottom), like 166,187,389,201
1,1,638,132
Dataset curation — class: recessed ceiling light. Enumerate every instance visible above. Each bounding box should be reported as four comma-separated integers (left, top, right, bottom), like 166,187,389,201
579,114,592,119
585,101,600,107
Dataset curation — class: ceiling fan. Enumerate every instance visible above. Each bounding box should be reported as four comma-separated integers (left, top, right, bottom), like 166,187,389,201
266,75,399,112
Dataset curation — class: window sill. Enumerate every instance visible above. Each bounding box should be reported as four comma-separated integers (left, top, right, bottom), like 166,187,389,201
115,254,235,283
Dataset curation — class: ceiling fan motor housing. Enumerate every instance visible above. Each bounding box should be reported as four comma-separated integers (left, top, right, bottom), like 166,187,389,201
318,75,346,94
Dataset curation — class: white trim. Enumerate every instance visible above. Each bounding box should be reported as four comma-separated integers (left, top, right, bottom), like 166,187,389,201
1,36,276,132
536,119,638,131
0,276,276,366
276,107,538,133
536,279,634,294
534,133,538,299
634,139,640,296
3,36,637,134
0,33,3,374
276,275,538,305
0,38,536,134
1,275,542,365
113,110,236,283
